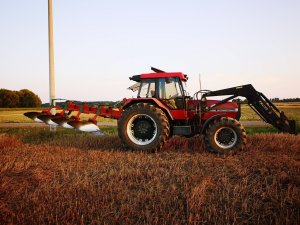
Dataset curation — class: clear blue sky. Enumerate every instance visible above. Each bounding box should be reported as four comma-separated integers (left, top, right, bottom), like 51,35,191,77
0,0,299,103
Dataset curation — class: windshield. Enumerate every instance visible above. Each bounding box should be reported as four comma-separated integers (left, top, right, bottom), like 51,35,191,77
182,81,188,96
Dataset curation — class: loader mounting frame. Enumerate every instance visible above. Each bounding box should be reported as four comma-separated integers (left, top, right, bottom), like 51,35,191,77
203,84,296,134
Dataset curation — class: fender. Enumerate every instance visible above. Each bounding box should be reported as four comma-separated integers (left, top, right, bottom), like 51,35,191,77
122,98,174,120
200,114,226,134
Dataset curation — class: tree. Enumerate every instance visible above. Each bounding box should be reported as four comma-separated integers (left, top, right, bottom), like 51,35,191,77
0,89,20,107
0,88,42,108
232,98,247,104
18,89,42,107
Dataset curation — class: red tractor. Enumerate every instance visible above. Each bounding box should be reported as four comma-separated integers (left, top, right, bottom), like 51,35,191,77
25,67,296,154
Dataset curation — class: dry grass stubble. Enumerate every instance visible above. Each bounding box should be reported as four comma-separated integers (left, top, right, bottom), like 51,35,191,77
0,133,299,224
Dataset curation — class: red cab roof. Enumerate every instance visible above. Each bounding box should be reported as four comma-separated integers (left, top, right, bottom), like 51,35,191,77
130,72,188,82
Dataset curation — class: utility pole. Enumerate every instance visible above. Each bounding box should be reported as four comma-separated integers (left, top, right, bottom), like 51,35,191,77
48,0,56,132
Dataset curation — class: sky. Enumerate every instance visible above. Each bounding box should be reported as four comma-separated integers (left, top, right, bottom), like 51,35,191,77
0,0,299,103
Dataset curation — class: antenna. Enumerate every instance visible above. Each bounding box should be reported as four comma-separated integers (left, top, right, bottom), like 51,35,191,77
198,73,202,91
199,73,202,99
196,73,203,118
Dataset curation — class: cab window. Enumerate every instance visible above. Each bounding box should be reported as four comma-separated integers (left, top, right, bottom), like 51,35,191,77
158,77,184,109
138,79,156,98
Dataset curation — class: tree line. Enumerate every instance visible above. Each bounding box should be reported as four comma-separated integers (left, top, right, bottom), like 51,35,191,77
0,89,42,108
42,101,122,107
233,97,300,104
269,98,300,102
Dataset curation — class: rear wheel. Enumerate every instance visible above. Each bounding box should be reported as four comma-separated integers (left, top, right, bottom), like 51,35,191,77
205,117,246,154
118,103,170,151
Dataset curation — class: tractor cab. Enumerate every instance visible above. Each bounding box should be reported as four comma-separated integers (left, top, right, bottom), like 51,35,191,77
128,69,188,110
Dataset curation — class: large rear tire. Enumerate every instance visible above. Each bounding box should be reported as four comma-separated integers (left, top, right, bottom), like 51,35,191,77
118,103,170,151
205,117,246,154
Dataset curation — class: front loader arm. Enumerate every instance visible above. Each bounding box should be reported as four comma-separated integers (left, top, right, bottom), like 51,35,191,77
203,84,296,134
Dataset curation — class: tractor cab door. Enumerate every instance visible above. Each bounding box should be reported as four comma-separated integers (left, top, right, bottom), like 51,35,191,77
157,77,187,119
134,77,187,120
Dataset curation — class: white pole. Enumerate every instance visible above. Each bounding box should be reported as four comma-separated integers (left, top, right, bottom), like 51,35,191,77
48,0,56,132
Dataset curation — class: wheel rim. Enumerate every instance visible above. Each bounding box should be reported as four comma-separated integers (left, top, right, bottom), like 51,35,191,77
127,114,157,145
214,127,237,149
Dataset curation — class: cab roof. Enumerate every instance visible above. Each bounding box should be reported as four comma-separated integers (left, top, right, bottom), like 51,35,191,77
130,72,188,82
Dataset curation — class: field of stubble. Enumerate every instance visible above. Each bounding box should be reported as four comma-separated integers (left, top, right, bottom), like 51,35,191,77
0,128,299,224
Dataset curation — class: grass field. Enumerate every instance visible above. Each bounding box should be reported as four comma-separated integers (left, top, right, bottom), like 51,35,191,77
0,103,299,123
0,108,116,123
240,103,300,121
0,128,299,224
0,104,299,224
0,108,44,123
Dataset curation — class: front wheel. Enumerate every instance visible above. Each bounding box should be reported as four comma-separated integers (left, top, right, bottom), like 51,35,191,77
205,117,247,154
118,103,170,151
